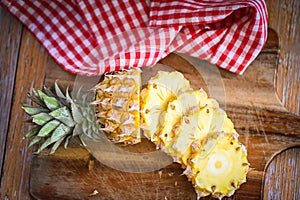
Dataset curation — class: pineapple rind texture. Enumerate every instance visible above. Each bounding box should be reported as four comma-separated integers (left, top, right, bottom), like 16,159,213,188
140,71,191,142
94,68,141,145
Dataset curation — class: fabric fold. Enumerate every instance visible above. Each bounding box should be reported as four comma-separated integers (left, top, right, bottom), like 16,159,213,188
0,0,268,76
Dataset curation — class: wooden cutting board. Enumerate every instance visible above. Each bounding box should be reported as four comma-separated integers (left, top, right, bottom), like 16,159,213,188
29,30,300,200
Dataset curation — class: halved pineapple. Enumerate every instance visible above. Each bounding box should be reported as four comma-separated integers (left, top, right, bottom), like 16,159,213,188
140,71,190,142
185,133,249,199
93,68,141,144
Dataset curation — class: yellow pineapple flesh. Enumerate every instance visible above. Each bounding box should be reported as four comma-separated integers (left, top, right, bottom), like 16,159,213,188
140,71,190,142
162,103,238,167
94,68,141,144
158,90,217,148
186,133,249,199
140,70,249,199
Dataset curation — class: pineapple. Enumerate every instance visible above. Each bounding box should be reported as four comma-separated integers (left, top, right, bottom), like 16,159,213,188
185,133,249,199
22,67,249,199
141,70,249,199
140,71,190,142
22,82,98,154
164,107,238,167
93,68,141,144
157,90,219,153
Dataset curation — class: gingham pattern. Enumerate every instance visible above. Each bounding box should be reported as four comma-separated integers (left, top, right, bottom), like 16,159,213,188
0,0,268,76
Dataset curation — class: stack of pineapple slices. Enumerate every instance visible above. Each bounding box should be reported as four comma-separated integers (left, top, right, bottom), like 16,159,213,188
140,70,249,199
22,68,249,199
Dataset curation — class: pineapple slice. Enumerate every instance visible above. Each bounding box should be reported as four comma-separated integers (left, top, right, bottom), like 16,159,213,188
162,106,238,167
185,133,249,199
94,68,141,144
158,89,218,148
140,71,190,142
163,111,208,165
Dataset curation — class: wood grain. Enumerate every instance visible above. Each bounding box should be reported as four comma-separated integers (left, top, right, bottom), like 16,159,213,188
266,0,300,116
263,147,300,200
0,7,22,182
0,23,48,200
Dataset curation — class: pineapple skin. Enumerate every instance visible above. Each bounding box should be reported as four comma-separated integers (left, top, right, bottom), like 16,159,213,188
94,68,141,145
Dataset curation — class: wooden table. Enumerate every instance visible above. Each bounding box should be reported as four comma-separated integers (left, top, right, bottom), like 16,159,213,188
0,5,299,200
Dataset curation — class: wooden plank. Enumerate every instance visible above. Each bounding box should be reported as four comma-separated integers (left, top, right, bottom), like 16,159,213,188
0,7,22,182
263,147,300,200
29,29,300,199
0,26,48,199
267,0,300,116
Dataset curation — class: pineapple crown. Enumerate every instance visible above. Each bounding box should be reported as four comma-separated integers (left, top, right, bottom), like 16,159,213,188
22,82,99,154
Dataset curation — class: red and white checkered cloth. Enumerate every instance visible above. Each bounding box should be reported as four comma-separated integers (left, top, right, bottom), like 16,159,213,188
0,0,268,76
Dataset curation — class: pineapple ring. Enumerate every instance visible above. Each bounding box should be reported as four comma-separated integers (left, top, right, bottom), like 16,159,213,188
162,106,238,167
158,90,218,148
140,71,190,141
187,133,249,199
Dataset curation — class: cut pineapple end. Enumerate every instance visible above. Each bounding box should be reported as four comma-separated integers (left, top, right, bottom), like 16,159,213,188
189,133,249,199
94,68,141,145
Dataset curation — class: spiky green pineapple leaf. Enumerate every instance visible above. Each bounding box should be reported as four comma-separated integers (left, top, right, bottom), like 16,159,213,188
24,126,40,138
42,85,56,98
28,136,42,149
53,82,70,107
82,119,88,134
49,106,75,127
92,122,99,134
27,93,46,108
71,102,83,124
36,89,47,99
23,82,98,154
54,81,66,99
50,123,71,143
43,96,61,111
50,137,65,154
64,135,71,149
32,88,40,98
35,89,60,110
73,124,82,137
32,113,53,125
37,120,60,137
22,105,48,115
65,87,73,104
35,137,52,154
